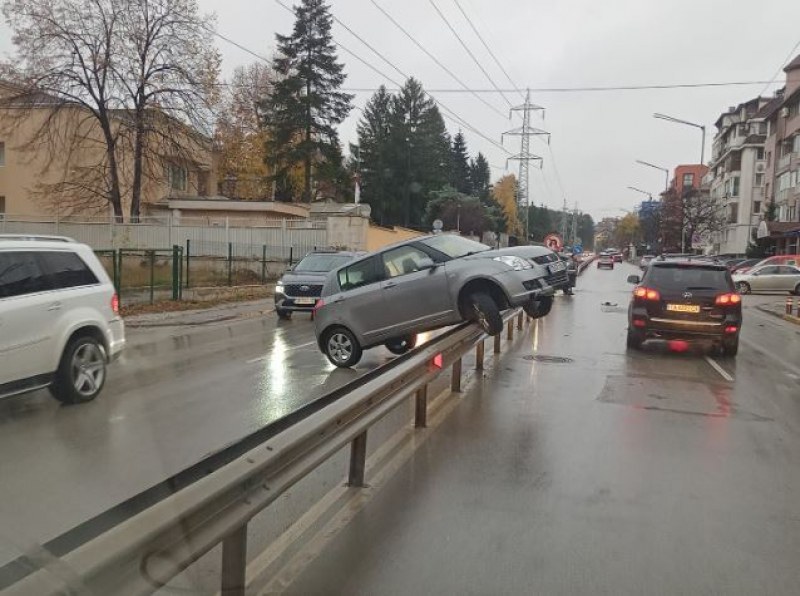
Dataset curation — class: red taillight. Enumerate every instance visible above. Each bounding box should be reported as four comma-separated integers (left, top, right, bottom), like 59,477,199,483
111,293,120,314
633,287,660,301
724,325,738,334
632,319,646,328
715,293,741,306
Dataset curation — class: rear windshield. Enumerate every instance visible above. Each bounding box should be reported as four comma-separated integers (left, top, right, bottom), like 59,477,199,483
294,253,353,273
645,265,730,291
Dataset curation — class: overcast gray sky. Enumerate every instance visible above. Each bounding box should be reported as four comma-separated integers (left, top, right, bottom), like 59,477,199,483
3,0,800,219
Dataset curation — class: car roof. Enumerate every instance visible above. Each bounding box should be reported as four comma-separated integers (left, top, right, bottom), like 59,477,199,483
0,234,77,244
304,249,364,257
650,260,727,271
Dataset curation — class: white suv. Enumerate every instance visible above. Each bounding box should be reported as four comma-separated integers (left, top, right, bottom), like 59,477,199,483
0,235,125,404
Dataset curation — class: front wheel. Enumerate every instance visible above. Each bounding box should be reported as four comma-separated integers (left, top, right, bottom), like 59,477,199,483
49,336,107,404
523,295,553,319
736,281,751,295
323,327,363,368
276,308,291,320
465,292,503,335
385,335,417,355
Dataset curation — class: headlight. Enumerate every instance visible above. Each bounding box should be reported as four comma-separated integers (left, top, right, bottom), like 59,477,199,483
493,256,531,271
275,282,284,292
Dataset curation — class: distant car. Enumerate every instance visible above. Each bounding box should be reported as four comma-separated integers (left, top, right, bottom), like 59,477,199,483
275,250,364,319
640,255,656,270
597,254,614,269
626,260,742,356
0,235,125,403
557,253,578,295
729,258,762,274
314,235,557,367
732,265,800,295
612,252,623,263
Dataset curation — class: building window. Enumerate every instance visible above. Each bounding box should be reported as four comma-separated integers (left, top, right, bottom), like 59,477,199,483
756,147,765,160
0,141,5,166
729,203,738,224
726,176,740,197
793,135,800,154
789,102,800,118
753,200,761,214
682,173,694,188
778,172,792,191
169,164,187,192
755,173,764,187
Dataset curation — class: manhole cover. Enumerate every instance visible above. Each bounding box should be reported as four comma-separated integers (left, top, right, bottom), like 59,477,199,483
523,355,574,363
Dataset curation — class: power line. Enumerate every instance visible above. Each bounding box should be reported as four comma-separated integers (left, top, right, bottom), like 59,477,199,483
453,0,524,102
759,38,800,96
369,0,508,121
428,0,513,108
337,80,776,93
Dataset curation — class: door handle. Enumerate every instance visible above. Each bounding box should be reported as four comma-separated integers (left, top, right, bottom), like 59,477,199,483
384,281,397,289
47,302,62,311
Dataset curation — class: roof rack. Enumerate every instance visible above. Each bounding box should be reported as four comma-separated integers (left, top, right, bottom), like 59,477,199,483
0,234,76,243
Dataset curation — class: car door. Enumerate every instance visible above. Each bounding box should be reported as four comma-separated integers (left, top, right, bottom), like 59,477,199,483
0,250,59,386
750,266,778,291
773,266,800,291
379,244,452,337
333,256,388,344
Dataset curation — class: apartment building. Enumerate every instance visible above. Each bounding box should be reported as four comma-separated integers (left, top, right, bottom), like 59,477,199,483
708,96,770,254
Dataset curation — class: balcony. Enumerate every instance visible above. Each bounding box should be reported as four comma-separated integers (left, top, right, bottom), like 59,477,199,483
776,152,800,174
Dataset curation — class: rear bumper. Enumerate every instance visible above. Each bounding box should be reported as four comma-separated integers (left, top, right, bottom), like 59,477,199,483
630,311,741,340
107,318,126,360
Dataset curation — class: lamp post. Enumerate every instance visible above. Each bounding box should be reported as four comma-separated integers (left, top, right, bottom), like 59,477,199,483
653,113,707,166
627,186,653,201
635,159,670,196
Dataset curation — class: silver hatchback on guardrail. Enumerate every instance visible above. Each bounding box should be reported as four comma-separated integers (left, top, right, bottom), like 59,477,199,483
313,234,560,367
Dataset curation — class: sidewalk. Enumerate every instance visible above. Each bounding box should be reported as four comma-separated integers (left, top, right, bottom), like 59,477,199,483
124,298,276,328
755,299,800,325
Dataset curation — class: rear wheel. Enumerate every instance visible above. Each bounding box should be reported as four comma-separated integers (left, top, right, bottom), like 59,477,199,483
793,283,800,296
385,335,417,355
464,292,503,335
323,327,363,368
722,337,739,357
626,328,644,350
736,281,751,294
523,295,553,319
49,336,107,404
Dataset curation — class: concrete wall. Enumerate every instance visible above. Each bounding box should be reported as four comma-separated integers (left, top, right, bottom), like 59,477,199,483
327,215,370,251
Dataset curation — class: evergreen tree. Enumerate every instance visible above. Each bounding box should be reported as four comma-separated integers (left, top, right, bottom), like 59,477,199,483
265,0,353,202
469,152,491,199
356,85,394,224
449,131,473,195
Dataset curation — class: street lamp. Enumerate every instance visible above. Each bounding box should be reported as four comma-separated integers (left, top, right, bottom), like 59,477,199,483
653,113,707,165
627,186,653,200
635,159,670,196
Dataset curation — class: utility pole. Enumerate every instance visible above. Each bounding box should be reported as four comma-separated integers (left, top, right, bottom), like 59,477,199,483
570,202,579,246
503,89,548,243
560,197,568,244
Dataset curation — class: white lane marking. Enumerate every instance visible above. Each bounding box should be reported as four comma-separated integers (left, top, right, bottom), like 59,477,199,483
740,336,800,377
704,355,735,382
246,341,316,364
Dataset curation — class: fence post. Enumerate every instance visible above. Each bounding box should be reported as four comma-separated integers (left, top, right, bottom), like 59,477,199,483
178,247,183,301
289,246,294,266
117,250,123,304
185,239,191,289
227,242,233,287
281,218,287,261
261,244,267,284
172,245,180,301
220,525,247,596
149,250,155,305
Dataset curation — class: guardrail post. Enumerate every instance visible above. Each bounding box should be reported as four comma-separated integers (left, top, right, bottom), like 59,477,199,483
517,311,523,330
451,357,462,393
415,385,428,428
220,524,247,596
494,333,501,354
476,340,485,370
348,431,368,487
507,319,514,341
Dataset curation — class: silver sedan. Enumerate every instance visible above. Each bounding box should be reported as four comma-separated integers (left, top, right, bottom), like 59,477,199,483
733,265,800,295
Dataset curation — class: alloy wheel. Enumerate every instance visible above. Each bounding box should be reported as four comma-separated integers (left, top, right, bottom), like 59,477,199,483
328,332,353,363
71,342,105,397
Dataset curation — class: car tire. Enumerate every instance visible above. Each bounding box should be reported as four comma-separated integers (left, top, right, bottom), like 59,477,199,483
49,336,107,405
385,335,417,355
722,337,739,357
276,308,291,320
626,328,644,350
322,327,363,368
523,295,553,319
793,283,800,296
736,281,751,294
465,292,503,335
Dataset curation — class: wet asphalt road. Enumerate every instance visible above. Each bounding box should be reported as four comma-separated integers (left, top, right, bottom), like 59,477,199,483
283,262,800,595
0,308,403,566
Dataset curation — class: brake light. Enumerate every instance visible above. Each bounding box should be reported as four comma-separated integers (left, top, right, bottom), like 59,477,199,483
111,293,119,314
715,293,741,306
633,287,660,301
632,319,646,328
724,325,738,334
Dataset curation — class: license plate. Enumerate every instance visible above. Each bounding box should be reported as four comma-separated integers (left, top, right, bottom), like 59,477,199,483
294,297,316,305
548,261,566,274
666,304,700,313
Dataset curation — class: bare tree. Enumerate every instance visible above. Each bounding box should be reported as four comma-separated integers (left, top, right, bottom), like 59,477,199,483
660,188,724,252
2,0,127,218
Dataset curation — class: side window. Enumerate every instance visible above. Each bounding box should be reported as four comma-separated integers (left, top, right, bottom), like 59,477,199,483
338,257,379,292
777,266,797,275
757,266,778,275
381,245,430,278
40,251,99,289
0,251,53,298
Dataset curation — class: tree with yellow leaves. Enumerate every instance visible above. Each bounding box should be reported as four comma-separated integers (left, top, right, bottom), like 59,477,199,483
491,174,523,236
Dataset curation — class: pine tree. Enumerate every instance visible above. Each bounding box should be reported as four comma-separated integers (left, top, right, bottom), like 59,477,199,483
449,131,473,195
265,0,353,202
469,152,491,199
357,85,395,225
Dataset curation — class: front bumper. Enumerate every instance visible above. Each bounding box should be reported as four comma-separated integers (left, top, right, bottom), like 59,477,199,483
275,293,321,312
497,269,555,306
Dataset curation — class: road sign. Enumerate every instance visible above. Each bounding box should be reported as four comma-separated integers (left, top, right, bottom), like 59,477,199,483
432,219,444,233
572,244,583,255
543,233,563,252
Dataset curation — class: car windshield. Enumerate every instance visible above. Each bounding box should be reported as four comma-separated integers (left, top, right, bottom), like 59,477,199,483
293,253,353,273
419,235,491,259
646,265,730,291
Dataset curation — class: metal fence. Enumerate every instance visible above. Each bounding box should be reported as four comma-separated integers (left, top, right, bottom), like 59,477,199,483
0,215,327,257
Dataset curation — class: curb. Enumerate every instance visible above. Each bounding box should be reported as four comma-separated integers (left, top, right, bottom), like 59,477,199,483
756,304,800,326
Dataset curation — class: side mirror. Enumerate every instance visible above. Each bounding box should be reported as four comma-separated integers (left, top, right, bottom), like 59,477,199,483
627,274,641,284
418,257,437,271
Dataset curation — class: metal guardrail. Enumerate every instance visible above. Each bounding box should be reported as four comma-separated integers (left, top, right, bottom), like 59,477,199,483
6,309,528,596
